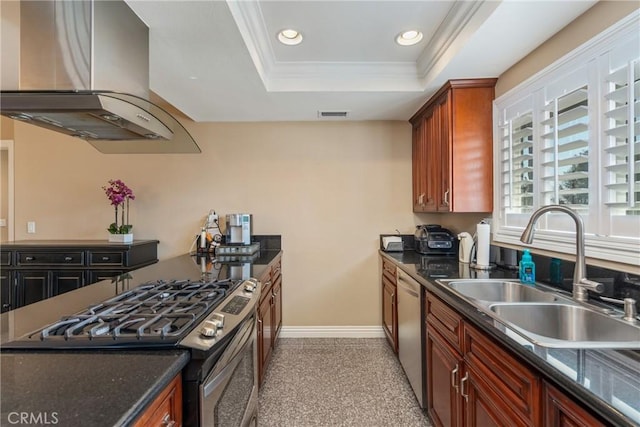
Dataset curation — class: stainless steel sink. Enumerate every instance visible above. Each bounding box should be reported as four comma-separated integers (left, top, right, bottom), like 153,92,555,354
440,279,560,303
489,303,640,348
435,278,640,349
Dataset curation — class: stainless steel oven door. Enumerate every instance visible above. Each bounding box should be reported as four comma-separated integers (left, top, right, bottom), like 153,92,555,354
200,313,258,427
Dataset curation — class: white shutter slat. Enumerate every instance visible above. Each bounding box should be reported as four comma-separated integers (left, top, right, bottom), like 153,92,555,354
542,155,588,168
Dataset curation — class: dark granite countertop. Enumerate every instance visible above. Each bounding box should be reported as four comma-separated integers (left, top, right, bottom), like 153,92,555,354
0,239,159,248
0,350,189,426
380,250,640,427
0,250,281,343
0,249,281,426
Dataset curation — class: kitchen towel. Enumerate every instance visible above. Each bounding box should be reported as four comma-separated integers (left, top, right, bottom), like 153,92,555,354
476,221,491,267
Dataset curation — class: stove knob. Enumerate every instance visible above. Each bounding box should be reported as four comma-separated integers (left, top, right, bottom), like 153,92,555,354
244,279,258,292
200,320,218,338
211,313,225,329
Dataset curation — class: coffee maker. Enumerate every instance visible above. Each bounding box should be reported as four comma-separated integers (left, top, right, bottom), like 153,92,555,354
225,213,252,245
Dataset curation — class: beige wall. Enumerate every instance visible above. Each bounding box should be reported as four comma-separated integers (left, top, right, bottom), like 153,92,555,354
12,120,485,327
496,0,639,97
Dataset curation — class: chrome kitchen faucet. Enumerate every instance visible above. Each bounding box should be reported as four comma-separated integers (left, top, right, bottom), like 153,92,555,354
520,205,604,302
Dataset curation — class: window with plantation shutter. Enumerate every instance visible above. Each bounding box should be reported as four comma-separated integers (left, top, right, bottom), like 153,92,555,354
493,12,640,266
497,95,534,229
601,37,640,239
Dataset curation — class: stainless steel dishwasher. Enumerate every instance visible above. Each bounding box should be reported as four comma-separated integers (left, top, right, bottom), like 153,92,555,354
396,269,425,408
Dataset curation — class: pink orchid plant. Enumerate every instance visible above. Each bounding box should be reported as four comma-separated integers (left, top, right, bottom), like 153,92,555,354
103,179,135,234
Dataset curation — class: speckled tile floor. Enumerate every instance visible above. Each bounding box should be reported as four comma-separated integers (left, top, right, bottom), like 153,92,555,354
258,338,432,427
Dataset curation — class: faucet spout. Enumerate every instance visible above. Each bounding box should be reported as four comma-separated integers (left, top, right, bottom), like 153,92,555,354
519,205,603,302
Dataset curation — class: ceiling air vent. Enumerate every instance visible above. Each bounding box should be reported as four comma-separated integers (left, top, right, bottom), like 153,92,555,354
318,110,349,119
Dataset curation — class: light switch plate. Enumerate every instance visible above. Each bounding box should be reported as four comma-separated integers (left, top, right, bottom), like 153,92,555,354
0,219,6,227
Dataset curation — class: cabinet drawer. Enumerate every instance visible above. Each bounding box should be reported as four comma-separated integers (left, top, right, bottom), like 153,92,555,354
17,251,84,266
464,323,540,425
259,266,273,303
426,293,464,353
271,258,282,283
382,258,397,284
89,251,125,266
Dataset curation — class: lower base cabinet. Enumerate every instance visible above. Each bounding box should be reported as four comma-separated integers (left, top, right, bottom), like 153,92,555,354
381,257,398,353
426,328,460,427
425,291,607,427
257,253,283,388
133,373,182,427
543,382,605,427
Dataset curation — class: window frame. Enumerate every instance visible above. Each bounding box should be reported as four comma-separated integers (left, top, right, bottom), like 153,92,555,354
492,11,640,267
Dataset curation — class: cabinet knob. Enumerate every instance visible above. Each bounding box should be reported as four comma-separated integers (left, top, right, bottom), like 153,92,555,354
2,303,10,309
101,256,110,261
64,256,73,262
25,256,35,261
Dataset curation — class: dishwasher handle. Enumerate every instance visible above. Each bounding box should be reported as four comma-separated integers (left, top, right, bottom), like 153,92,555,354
397,271,420,298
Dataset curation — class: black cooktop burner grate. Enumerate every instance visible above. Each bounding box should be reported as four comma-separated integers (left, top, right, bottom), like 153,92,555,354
28,278,237,342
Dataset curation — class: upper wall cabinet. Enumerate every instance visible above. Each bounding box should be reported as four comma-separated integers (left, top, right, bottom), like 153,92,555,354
410,79,497,213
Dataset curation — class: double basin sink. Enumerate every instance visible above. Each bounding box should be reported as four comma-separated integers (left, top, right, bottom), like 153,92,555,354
435,279,640,349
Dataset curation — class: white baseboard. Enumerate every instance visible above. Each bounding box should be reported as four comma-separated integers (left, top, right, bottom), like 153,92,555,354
279,326,385,338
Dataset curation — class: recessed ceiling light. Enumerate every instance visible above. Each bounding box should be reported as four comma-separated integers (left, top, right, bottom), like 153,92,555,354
396,30,423,46
278,29,303,46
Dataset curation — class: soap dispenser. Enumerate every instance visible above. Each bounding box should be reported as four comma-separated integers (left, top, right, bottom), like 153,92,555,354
519,249,536,284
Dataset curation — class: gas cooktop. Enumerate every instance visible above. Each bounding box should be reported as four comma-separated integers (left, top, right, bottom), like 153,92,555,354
3,278,241,349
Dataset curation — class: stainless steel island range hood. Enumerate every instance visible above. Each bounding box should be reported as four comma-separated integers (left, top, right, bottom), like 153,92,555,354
0,0,200,154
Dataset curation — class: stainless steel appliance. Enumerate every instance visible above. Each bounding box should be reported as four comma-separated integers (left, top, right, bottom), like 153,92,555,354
3,276,262,427
414,224,458,255
0,0,200,153
396,269,425,408
226,214,253,245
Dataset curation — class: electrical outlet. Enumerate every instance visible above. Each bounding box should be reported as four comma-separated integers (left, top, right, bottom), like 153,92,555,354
0,219,6,227
27,221,36,234
207,210,218,225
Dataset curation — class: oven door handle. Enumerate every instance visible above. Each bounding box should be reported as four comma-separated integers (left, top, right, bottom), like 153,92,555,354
202,319,255,398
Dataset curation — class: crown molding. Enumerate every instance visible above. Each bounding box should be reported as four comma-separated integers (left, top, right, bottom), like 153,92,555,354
416,0,501,83
226,0,497,92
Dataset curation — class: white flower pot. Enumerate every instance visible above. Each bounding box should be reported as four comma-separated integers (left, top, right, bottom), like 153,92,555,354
108,233,133,243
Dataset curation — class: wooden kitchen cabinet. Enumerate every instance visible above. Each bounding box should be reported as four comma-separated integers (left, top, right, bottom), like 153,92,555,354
381,257,398,353
257,253,283,388
133,373,182,427
464,323,541,426
543,381,605,427
0,269,12,313
0,240,158,311
410,79,496,213
426,328,462,427
14,270,49,307
0,252,11,312
425,292,540,427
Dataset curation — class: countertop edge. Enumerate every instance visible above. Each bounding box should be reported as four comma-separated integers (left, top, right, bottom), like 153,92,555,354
380,251,638,427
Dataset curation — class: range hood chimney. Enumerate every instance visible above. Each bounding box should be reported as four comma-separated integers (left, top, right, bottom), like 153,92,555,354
0,0,200,154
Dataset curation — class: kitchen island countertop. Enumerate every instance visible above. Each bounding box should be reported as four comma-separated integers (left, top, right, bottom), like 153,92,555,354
0,350,189,426
0,249,282,426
